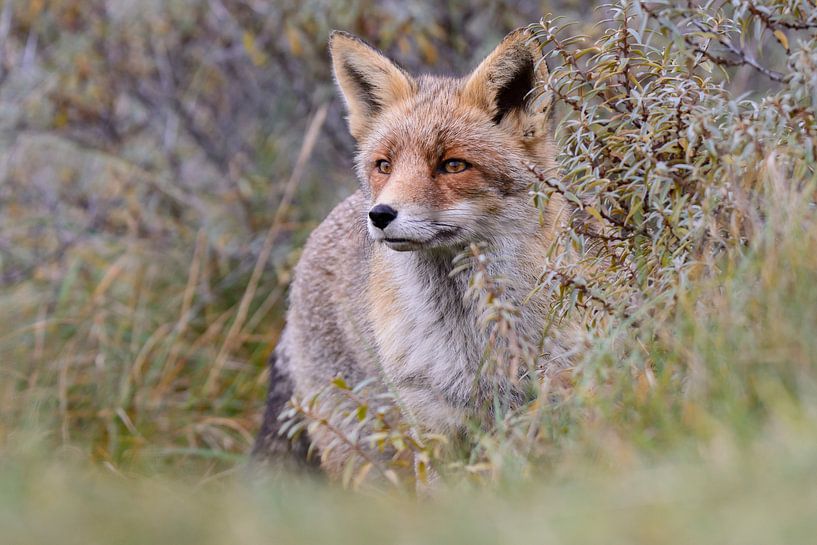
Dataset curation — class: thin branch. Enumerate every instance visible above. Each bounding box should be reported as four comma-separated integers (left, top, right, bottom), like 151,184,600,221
641,3,786,83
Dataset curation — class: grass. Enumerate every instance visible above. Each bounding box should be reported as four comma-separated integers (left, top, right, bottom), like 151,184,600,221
2,178,816,543
0,114,335,475
2,420,817,545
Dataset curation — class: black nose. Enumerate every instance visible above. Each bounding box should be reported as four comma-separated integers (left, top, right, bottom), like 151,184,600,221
368,204,398,230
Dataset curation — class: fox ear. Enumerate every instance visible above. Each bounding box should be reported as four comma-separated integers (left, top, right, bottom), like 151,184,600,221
329,31,415,140
463,28,550,127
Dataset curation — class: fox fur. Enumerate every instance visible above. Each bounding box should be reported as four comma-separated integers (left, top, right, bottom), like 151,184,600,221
253,29,571,476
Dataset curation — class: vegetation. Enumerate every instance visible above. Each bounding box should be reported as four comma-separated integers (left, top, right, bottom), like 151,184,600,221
2,0,817,542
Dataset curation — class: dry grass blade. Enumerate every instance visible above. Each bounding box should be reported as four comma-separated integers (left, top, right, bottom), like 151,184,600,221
204,103,329,394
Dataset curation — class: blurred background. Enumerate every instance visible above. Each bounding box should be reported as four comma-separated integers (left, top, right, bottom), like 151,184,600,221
0,0,602,472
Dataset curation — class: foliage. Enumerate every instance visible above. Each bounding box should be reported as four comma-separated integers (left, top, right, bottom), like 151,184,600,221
532,0,817,327
496,0,817,476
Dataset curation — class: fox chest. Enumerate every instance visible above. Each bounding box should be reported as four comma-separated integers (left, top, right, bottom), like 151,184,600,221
368,264,487,431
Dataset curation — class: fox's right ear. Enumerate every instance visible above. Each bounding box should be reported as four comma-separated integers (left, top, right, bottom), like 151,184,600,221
329,31,415,140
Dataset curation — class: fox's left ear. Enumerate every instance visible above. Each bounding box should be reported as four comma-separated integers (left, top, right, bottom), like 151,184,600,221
463,28,551,128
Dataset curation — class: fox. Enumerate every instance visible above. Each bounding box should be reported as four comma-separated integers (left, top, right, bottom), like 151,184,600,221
252,28,571,476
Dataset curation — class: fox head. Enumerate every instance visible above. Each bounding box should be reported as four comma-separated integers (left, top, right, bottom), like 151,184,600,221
330,29,553,252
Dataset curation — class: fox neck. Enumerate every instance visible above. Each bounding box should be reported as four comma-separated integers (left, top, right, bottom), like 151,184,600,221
368,205,550,432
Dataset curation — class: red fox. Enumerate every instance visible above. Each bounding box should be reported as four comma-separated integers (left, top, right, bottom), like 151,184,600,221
253,29,570,475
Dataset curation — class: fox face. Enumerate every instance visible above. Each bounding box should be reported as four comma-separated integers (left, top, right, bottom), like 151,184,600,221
330,30,553,252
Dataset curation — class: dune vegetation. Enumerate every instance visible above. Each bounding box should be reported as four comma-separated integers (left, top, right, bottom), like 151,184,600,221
1,1,817,543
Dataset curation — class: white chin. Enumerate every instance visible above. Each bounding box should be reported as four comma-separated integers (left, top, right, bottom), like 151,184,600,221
383,240,422,251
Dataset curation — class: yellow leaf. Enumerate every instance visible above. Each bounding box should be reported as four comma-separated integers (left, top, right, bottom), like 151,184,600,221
416,460,427,484
773,30,789,51
586,206,604,222
286,25,303,57
416,34,438,64
356,405,367,421
242,31,268,67
331,376,350,390
54,109,69,129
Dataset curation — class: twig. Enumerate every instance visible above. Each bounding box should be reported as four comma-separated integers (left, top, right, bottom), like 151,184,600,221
526,162,649,238
641,3,785,82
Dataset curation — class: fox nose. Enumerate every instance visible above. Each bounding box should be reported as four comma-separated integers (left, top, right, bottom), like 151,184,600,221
368,204,397,230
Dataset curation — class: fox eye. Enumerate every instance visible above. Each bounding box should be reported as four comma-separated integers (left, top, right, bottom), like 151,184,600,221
441,159,469,174
375,159,392,175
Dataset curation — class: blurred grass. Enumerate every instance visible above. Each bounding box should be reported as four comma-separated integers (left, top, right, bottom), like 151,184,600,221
2,419,817,545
